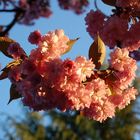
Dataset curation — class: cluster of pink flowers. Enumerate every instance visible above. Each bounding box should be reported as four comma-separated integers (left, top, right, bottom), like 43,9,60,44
58,0,89,14
83,48,137,122
85,10,140,50
7,29,137,122
85,0,140,59
18,0,52,25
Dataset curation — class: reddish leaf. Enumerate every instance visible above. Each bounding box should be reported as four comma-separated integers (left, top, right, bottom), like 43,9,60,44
0,59,22,80
0,37,15,58
102,0,116,6
0,70,8,80
8,84,22,104
89,35,106,69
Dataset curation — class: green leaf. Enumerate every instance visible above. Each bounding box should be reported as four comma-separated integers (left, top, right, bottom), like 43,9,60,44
8,84,22,104
0,59,22,80
89,35,106,69
102,0,116,6
63,38,79,54
0,37,15,58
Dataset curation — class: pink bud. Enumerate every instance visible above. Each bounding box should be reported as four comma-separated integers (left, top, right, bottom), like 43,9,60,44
28,30,42,45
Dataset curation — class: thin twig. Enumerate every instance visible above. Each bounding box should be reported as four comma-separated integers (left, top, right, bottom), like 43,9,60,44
0,9,17,12
0,9,24,36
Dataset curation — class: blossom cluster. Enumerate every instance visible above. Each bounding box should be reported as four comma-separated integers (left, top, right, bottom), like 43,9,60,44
18,0,52,25
85,11,140,50
58,0,89,14
84,48,137,122
7,29,137,122
85,0,140,60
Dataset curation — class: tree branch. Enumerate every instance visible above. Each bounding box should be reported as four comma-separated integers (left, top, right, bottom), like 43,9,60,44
0,9,24,36
0,9,17,12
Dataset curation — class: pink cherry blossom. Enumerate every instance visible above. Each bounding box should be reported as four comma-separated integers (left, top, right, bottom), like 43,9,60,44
20,59,36,75
83,100,115,123
7,42,27,60
101,16,128,48
19,0,52,25
85,10,106,38
37,29,70,60
75,56,94,82
109,87,137,110
117,87,137,109
109,48,137,72
85,11,128,48
109,48,137,90
58,0,89,14
6,29,138,122
28,30,42,45
122,22,140,51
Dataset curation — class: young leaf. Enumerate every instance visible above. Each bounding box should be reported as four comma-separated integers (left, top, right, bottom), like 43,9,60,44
102,0,116,6
63,38,79,54
108,85,115,95
0,59,22,80
0,37,15,58
8,84,22,104
89,35,106,69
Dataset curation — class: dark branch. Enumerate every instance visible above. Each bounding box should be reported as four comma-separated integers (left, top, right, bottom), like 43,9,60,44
0,9,17,12
0,9,24,36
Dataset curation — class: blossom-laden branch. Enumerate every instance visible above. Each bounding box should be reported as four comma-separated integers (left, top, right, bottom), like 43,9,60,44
0,29,137,122
0,0,89,35
0,0,139,123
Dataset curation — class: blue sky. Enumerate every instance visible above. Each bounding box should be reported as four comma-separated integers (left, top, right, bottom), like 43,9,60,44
0,0,112,137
